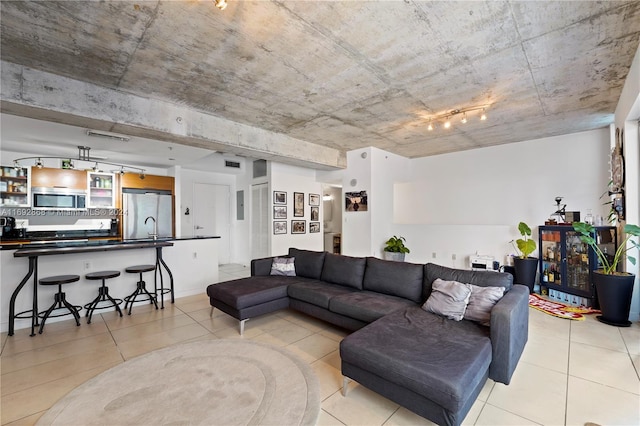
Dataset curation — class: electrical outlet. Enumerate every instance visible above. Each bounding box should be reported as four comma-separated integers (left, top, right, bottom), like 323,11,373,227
432,252,437,258
193,252,198,259
84,261,91,270
452,254,457,260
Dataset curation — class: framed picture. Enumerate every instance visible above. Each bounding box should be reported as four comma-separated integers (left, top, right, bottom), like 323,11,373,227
273,221,287,235
61,159,73,169
309,193,320,206
273,206,287,219
310,206,319,221
274,191,287,205
309,222,320,233
294,192,304,217
345,190,368,212
291,220,306,234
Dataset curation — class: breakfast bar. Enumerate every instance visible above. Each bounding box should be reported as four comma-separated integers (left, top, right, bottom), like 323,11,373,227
7,240,175,336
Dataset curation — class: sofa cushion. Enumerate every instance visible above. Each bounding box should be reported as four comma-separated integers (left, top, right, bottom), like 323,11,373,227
423,263,513,301
207,276,292,309
329,291,416,323
422,279,472,321
288,248,326,279
321,253,366,290
270,256,296,276
340,306,491,414
464,284,505,326
288,280,357,309
363,257,423,303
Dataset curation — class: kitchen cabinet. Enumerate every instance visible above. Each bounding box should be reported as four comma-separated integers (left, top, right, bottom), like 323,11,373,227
1,166,30,207
87,172,116,208
538,225,617,307
121,173,174,193
31,167,87,190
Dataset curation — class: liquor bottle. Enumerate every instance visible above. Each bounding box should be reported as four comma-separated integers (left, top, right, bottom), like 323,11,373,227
542,268,549,282
548,267,555,282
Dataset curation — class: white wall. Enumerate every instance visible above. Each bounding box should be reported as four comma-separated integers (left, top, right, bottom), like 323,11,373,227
342,148,373,257
269,162,323,256
615,44,640,322
390,129,610,266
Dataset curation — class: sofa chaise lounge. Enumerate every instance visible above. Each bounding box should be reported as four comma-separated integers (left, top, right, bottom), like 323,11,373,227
206,248,529,426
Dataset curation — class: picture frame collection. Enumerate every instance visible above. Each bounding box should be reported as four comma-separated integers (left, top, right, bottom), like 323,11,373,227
273,190,320,235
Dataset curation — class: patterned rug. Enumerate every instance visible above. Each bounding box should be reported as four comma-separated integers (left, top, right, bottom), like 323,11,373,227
37,339,320,425
529,293,600,320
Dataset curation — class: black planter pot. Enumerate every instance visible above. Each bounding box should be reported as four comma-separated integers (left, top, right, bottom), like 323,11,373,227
593,272,635,327
513,257,538,293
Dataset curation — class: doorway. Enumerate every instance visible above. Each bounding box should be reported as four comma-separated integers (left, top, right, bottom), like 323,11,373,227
193,183,231,264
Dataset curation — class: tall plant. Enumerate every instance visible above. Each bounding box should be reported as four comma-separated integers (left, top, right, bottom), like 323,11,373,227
515,222,537,258
572,222,640,275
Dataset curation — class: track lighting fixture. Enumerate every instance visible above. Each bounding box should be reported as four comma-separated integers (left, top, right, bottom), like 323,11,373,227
12,146,145,176
424,104,489,131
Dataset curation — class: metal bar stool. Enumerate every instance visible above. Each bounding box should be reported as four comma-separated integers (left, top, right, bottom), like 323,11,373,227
84,271,123,324
38,274,82,334
123,265,158,315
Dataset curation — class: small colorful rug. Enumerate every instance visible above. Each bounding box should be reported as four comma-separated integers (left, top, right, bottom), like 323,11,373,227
528,293,600,320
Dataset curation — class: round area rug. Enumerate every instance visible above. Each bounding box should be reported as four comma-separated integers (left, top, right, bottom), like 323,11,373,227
37,339,320,426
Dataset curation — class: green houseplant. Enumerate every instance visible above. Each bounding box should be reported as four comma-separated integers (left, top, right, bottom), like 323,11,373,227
383,236,410,262
572,222,639,326
512,222,538,293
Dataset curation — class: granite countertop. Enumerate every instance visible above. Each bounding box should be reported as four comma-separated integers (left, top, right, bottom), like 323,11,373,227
1,235,220,251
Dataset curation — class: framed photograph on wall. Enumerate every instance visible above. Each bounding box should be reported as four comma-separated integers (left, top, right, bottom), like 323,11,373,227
291,220,306,234
345,190,368,212
274,191,287,205
274,206,287,219
310,206,319,221
274,221,287,235
309,222,320,233
294,192,304,217
309,193,320,206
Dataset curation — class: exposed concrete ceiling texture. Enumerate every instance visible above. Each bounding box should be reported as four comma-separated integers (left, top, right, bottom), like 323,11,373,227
1,0,640,170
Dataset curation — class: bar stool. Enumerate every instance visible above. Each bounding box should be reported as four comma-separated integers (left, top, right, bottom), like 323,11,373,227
38,275,82,334
84,271,123,324
124,265,158,315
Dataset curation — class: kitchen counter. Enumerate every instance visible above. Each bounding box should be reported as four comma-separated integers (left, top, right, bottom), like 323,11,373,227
0,235,220,250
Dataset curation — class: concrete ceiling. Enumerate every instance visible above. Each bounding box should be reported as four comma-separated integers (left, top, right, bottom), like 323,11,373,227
1,0,640,169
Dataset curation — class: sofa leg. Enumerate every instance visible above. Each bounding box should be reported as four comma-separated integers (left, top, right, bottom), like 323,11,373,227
210,307,214,317
239,319,248,335
342,377,350,396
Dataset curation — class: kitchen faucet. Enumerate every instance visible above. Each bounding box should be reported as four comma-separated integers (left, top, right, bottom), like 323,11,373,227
145,216,158,240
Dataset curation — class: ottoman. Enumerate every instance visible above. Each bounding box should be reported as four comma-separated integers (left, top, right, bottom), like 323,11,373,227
340,306,492,426
206,276,291,334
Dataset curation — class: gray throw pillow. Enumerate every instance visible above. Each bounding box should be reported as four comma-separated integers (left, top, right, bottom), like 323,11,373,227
270,257,296,276
422,278,471,321
464,284,505,326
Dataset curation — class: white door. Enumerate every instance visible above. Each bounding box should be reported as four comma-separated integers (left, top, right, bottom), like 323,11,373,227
193,183,230,264
251,183,269,259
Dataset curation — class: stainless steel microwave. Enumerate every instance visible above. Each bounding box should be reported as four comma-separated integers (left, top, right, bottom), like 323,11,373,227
32,187,87,210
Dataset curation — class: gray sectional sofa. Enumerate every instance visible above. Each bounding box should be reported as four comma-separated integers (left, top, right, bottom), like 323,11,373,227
206,248,529,426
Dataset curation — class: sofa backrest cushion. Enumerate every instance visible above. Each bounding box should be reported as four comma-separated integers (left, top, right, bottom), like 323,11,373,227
288,248,326,279
423,263,513,301
321,253,366,289
363,257,424,303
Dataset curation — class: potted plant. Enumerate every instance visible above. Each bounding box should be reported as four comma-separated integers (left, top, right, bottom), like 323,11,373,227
383,236,410,262
573,222,639,326
512,222,538,293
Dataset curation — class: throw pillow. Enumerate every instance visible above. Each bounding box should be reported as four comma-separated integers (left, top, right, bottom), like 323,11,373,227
270,257,296,276
464,284,505,326
422,278,471,321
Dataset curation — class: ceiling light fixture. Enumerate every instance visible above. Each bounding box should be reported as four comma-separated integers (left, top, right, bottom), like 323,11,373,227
214,0,228,10
13,146,145,175
425,104,489,131
86,129,130,142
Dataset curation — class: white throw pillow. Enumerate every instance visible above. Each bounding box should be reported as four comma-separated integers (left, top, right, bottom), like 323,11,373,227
270,257,296,276
464,284,505,326
422,278,472,321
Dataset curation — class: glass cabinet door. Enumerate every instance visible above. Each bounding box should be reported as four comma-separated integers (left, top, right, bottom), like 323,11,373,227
87,172,115,208
0,166,30,207
565,230,590,293
540,229,562,288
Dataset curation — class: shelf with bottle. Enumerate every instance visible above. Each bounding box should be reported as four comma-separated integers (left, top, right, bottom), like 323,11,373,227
1,166,30,207
87,172,115,208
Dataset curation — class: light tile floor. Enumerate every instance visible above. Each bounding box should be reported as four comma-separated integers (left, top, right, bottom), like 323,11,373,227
2,264,639,425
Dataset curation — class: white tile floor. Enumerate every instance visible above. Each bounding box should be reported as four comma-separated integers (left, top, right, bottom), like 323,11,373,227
2,263,639,426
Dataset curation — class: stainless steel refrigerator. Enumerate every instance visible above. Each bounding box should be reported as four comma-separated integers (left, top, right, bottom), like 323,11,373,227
122,190,173,239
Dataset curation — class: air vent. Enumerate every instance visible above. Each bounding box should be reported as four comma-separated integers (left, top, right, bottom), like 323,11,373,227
225,160,241,169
